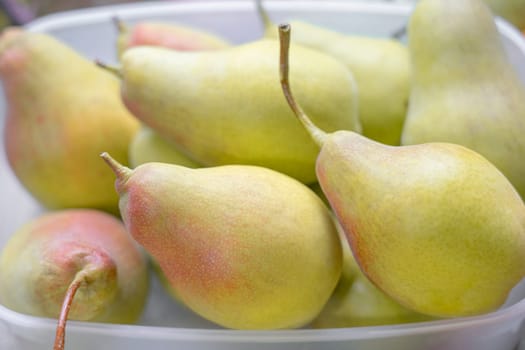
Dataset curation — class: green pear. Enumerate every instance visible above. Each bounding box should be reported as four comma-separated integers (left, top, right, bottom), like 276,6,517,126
483,0,525,29
256,0,410,145
279,24,525,317
312,228,431,328
129,126,201,168
0,27,140,213
0,209,149,350
401,0,525,200
104,38,360,184
100,152,342,330
114,17,230,58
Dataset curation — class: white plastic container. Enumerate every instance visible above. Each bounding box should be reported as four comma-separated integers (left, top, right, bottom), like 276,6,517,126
2,1,525,349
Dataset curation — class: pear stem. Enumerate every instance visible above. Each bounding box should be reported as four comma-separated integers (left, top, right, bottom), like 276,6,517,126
111,16,128,35
100,152,132,182
53,275,84,350
278,24,327,147
391,24,407,40
254,0,273,31
95,60,122,79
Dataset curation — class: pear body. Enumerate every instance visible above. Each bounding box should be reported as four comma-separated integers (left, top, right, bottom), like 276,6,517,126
116,20,229,58
312,228,429,328
402,0,525,199
129,126,200,168
0,28,139,213
119,40,360,184
317,131,525,317
264,20,410,145
0,209,149,323
108,158,342,329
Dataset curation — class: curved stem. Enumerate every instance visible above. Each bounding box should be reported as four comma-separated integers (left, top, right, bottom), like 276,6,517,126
278,24,327,147
95,60,122,79
53,276,84,350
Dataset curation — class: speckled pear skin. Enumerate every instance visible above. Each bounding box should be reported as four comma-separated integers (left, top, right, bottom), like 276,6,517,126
259,4,409,146
312,226,431,328
129,126,201,168
115,20,230,58
0,209,149,323
0,28,140,213
402,0,525,199
317,131,525,317
118,40,360,184
102,154,342,329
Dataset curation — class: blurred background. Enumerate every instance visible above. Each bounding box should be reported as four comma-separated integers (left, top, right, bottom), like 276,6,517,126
0,0,415,28
0,0,523,33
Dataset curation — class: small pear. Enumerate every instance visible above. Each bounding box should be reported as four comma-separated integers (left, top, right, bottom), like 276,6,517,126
102,37,360,184
129,126,201,168
100,152,342,330
256,0,410,145
0,209,149,350
0,28,140,213
401,0,525,199
279,24,525,317
114,17,230,58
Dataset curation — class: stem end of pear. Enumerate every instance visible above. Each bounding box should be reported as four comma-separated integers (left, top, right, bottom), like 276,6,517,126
100,152,132,183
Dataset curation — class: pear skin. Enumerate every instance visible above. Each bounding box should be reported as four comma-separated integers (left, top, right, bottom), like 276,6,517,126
0,28,140,213
114,18,230,58
279,24,525,318
312,229,432,328
402,0,525,200
101,153,342,330
108,38,360,184
0,209,149,350
257,0,410,145
129,126,201,168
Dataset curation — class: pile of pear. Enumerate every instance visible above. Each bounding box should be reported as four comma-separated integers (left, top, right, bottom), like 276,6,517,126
0,0,524,342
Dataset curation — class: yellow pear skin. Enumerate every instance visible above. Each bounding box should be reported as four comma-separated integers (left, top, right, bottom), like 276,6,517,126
129,126,201,168
114,18,230,58
101,153,342,330
317,134,525,317
279,24,525,318
258,0,410,145
402,0,525,200
312,231,431,328
0,28,140,213
115,40,360,184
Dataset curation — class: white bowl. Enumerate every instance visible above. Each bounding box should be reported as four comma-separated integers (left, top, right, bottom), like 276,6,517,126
1,1,525,349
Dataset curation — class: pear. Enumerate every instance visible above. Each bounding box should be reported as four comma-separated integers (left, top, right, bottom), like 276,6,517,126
103,37,360,184
0,28,140,213
279,24,525,317
100,152,342,329
312,227,431,328
256,0,410,146
129,126,201,168
401,0,525,200
483,0,525,30
0,209,149,350
114,17,230,58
